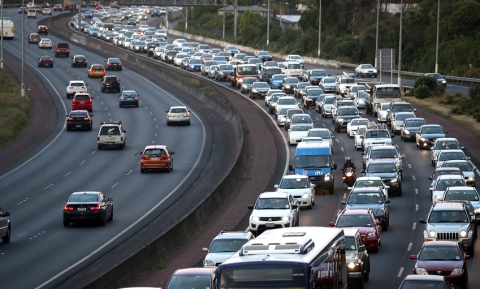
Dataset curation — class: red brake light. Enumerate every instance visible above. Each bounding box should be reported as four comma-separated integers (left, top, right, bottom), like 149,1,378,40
68,117,73,120
142,155,148,160
90,205,101,210
68,86,73,89
64,206,74,211
83,117,89,120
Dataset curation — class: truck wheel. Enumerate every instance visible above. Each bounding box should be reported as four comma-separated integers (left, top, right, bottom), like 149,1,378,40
329,187,334,195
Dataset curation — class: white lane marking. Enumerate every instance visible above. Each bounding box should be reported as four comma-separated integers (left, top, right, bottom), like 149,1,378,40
126,170,133,176
341,147,344,152
412,222,416,230
407,243,412,251
415,189,418,195
153,118,156,122
343,193,346,200
408,164,411,169
335,138,339,143
111,182,119,188
149,111,153,115
412,175,416,181
398,267,404,278
415,204,418,211
79,160,85,166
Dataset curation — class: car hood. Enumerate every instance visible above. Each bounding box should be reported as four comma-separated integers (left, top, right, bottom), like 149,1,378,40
322,83,336,87
251,209,292,218
405,127,421,132
365,172,398,179
419,133,446,139
204,252,236,264
415,260,464,271
220,69,234,74
346,204,384,212
289,131,309,138
427,223,470,231
276,188,310,198
271,80,283,84
252,87,269,92
337,115,360,120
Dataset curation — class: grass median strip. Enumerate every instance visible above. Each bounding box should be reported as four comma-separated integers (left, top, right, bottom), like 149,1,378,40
0,68,31,148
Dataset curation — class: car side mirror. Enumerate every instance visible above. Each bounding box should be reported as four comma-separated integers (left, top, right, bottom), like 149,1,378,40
385,186,390,189
375,221,382,225
288,165,294,171
340,201,346,205
328,222,335,227
391,134,395,138
274,184,279,189
170,151,175,155
409,255,417,260
202,247,208,252
360,169,365,173
385,199,391,204
247,204,254,210
464,255,471,260
419,219,426,224
429,187,434,191
291,204,298,209
428,177,432,180
333,163,337,170
165,110,169,113
107,197,113,201
358,245,366,252
445,131,448,134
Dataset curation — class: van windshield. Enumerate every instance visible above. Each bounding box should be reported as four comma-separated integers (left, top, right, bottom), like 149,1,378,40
295,155,331,168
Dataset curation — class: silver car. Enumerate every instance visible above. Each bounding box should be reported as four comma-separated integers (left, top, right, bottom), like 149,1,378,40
430,138,463,166
202,230,254,267
319,77,337,93
441,160,477,187
166,106,191,126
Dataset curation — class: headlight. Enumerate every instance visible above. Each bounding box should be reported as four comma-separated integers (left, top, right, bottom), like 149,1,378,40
474,207,480,213
348,262,359,269
337,118,344,123
367,232,376,238
203,260,214,266
403,129,410,134
220,72,225,75
468,177,475,181
280,117,286,122
435,195,443,200
420,137,428,141
252,89,258,93
252,216,260,222
451,268,464,275
390,178,398,183
302,193,309,199
395,162,400,168
285,85,291,88
282,216,290,222
460,230,468,238
324,173,331,181
428,230,437,238
442,80,447,84
415,268,427,275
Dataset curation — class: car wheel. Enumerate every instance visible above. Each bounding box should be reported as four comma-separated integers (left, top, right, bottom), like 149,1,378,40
329,187,334,195
108,206,113,221
141,168,145,173
100,215,107,226
63,219,70,227
2,226,11,243
66,126,71,131
186,121,190,126
98,144,102,150
382,222,388,231
167,121,171,126
88,125,92,131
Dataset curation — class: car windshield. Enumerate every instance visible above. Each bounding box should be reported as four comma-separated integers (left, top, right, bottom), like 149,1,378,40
166,275,211,289
347,192,384,204
258,51,269,55
323,78,335,83
237,66,257,75
435,141,460,149
209,238,246,253
362,64,374,69
338,108,358,115
419,246,461,261
287,63,302,69
255,198,290,209
311,70,327,76
405,120,426,127
170,108,188,113
367,163,397,173
395,113,415,121
71,82,84,86
427,73,443,79
422,126,444,134
291,125,312,131
253,82,269,89
307,89,323,96
370,149,397,159
400,280,446,289
287,110,303,118
190,59,202,64
279,178,309,189
365,130,390,138
295,155,331,168
278,108,290,115
278,98,297,105
354,180,384,188
272,75,288,81
444,188,479,201
307,130,330,139
442,161,472,171
336,215,373,227
428,210,469,223
243,78,257,84
438,151,466,161
292,115,311,123
341,78,356,84
435,179,466,191
324,98,334,104
68,194,99,202
285,78,299,84
393,104,414,112
290,55,302,60
219,65,233,70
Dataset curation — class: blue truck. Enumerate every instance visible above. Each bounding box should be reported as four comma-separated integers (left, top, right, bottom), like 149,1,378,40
289,141,337,194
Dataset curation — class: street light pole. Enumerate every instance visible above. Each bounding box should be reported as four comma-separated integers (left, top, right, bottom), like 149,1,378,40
77,0,81,35
435,0,440,73
266,0,269,45
1,0,4,69
21,0,25,96
375,0,380,68
317,0,321,57
222,0,225,39
397,0,403,86
185,6,188,30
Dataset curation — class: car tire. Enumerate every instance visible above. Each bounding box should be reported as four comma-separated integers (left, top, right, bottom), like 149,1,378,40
2,226,11,243
329,187,334,195
88,125,92,131
108,207,113,221
100,215,107,226
141,168,145,173
167,121,170,126
63,219,70,227
98,144,102,150
186,121,191,126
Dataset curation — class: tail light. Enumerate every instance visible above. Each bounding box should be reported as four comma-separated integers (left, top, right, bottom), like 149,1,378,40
120,97,125,100
83,86,87,89
134,97,138,100
83,117,90,120
183,113,190,117
141,155,149,160
120,137,124,141
68,117,73,121
64,206,74,211
160,155,168,160
90,205,101,210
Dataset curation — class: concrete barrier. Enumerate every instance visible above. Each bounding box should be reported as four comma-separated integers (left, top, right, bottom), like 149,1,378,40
44,15,248,289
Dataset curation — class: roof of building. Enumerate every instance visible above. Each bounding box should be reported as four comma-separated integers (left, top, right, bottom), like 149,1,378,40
218,5,269,12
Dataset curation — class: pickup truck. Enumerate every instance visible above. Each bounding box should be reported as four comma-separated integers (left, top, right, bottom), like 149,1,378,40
227,64,259,89
97,121,126,150
364,82,402,117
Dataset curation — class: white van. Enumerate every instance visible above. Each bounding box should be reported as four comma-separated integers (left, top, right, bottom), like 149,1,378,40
27,9,37,18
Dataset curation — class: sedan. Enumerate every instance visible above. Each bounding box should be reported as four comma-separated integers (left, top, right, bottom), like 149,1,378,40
240,77,258,94
288,124,314,145
0,207,11,244
410,241,468,288
66,110,93,131
400,117,427,142
140,145,175,173
37,55,54,67
255,50,273,62
425,73,447,87
166,106,191,126
436,149,469,168
133,41,147,53
355,64,377,77
416,124,448,149
63,191,113,227
87,64,106,78
119,90,139,108
441,160,477,187
274,175,315,209
249,81,270,99
105,57,122,71
341,188,390,230
38,38,52,48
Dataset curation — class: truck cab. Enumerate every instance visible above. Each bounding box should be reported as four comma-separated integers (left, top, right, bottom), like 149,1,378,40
364,82,402,117
228,64,259,89
289,142,337,194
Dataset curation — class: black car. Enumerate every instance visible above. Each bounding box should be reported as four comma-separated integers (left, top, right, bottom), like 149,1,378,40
254,50,273,62
71,55,87,67
101,75,121,92
66,110,93,131
63,191,113,227
0,207,11,244
302,69,328,85
333,106,361,132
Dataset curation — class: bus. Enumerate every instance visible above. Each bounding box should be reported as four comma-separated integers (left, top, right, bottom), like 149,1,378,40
217,227,346,289
0,17,14,39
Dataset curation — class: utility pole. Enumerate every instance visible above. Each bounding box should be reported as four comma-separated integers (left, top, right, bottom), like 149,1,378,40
397,0,403,86
266,0,269,45
375,0,380,68
317,0,321,57
233,0,237,37
435,0,440,73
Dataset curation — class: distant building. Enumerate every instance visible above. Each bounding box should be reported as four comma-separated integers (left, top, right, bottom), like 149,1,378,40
218,5,269,17
277,15,301,30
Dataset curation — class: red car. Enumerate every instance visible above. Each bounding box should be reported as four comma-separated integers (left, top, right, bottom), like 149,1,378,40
72,93,92,112
410,241,469,288
329,209,382,252
95,4,103,10
165,268,216,289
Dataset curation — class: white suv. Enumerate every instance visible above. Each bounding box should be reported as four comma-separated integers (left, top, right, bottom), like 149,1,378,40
247,192,299,236
97,121,126,150
202,230,254,267
274,175,315,209
66,80,88,99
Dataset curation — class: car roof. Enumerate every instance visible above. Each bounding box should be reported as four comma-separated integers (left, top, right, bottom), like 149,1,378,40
144,145,167,150
436,174,465,180
350,187,382,193
403,274,446,281
432,201,466,210
434,167,462,172
421,240,461,247
169,106,187,109
368,160,397,165
343,228,360,237
434,137,459,142
70,191,101,196
340,209,371,216
171,267,216,276
370,145,397,151
213,230,253,240
258,191,289,198
281,174,308,180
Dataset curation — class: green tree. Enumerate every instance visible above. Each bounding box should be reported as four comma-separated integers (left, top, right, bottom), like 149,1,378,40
239,10,259,40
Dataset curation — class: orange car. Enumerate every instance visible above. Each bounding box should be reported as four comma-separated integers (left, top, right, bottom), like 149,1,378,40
87,64,106,78
140,145,175,173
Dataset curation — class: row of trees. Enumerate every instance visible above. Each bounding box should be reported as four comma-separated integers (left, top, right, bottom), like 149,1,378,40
176,0,480,78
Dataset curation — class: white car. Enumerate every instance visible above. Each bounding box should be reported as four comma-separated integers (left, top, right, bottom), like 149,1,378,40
66,80,88,99
377,103,390,122
306,128,334,153
288,123,314,145
172,38,187,47
390,112,416,134
354,125,367,150
347,118,369,137
38,38,52,49
173,53,188,66
247,191,300,236
264,89,282,106
430,138,463,166
363,145,404,171
275,96,299,115
284,55,304,67
435,149,470,168
274,175,315,209
355,64,378,78
430,174,466,203
335,75,356,96
348,176,390,199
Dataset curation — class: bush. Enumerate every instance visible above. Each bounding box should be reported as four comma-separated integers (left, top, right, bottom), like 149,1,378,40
414,76,438,92
414,84,430,99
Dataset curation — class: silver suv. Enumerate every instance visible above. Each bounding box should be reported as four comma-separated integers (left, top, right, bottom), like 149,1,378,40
66,80,88,99
419,201,475,255
202,230,254,267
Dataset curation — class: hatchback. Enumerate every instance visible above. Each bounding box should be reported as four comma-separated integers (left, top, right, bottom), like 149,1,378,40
87,64,106,78
28,33,41,44
166,106,191,126
38,38,52,49
140,145,175,173
72,93,92,112
119,90,139,108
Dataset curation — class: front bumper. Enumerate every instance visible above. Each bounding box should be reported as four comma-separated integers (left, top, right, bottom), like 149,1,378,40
250,220,291,233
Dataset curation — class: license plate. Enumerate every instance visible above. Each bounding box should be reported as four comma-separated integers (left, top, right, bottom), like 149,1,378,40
80,101,85,104
76,125,81,127
78,207,86,212
265,223,275,227
151,157,158,160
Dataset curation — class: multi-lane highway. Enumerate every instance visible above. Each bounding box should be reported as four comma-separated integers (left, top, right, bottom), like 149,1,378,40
0,9,234,289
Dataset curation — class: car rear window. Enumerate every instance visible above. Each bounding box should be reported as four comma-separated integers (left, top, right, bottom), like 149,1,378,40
74,95,90,100
57,43,69,48
171,108,187,113
145,149,166,156
71,82,84,86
